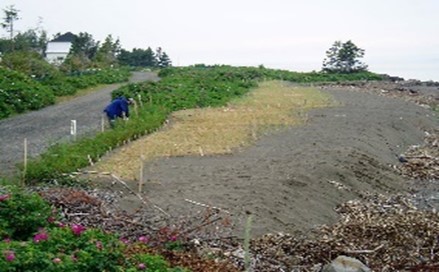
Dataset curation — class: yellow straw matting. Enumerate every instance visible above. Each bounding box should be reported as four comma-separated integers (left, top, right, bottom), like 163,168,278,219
94,81,333,179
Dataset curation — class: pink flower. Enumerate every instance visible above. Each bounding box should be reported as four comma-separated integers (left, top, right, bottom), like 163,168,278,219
96,241,103,250
4,251,15,262
3,238,11,243
33,231,49,243
119,237,129,244
47,217,55,223
138,263,146,270
71,224,86,236
169,235,177,242
138,236,149,244
57,222,65,228
53,258,61,264
0,194,9,202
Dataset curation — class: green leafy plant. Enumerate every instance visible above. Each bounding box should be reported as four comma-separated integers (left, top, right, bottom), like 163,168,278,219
0,186,54,240
0,67,55,118
0,187,188,271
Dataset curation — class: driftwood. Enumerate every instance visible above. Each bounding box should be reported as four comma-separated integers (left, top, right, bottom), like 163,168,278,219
184,198,230,214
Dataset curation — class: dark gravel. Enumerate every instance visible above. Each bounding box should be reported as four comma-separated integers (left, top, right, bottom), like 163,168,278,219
0,72,159,177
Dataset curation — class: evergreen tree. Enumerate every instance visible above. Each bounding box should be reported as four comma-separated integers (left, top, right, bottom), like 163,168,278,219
156,47,171,67
69,32,99,60
143,47,156,67
158,52,172,68
117,48,132,66
322,40,367,73
95,34,120,66
116,46,171,68
13,29,47,54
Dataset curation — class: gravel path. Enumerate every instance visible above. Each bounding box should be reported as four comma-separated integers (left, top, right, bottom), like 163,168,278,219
0,72,159,177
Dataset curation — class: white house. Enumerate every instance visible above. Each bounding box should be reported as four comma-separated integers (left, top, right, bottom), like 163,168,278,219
45,32,76,64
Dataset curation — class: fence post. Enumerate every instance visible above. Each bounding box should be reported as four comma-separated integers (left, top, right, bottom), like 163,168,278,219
22,138,27,186
101,114,105,132
138,155,145,193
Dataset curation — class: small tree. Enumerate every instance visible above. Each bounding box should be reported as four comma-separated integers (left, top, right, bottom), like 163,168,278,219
69,32,98,60
1,5,19,40
156,47,171,68
95,34,121,67
322,40,368,73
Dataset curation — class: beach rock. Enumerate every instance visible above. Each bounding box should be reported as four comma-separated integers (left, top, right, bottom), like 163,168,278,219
322,255,371,272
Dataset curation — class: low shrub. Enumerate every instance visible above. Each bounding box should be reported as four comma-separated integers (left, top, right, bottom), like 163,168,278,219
40,68,131,97
0,186,54,241
0,67,55,118
0,67,130,119
0,186,187,271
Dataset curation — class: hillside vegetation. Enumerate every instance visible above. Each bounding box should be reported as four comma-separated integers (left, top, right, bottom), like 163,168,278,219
22,65,383,183
0,66,130,119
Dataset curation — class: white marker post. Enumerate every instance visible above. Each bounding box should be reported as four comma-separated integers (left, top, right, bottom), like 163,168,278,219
70,120,77,140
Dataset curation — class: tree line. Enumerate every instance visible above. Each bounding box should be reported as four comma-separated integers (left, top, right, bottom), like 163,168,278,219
1,5,371,76
0,5,172,75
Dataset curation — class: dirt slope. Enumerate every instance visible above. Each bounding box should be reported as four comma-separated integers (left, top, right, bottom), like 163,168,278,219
114,86,438,237
0,72,159,177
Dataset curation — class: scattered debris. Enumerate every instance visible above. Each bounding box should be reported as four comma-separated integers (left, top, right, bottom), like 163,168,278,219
244,194,439,271
398,131,439,180
320,80,439,110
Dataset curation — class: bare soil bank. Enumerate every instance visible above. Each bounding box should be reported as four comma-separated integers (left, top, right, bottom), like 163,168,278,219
116,85,438,237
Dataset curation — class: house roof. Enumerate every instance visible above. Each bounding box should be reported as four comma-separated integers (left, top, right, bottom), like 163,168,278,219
50,32,76,42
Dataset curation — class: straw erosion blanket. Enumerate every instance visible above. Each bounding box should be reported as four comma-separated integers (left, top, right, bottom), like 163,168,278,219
93,82,438,238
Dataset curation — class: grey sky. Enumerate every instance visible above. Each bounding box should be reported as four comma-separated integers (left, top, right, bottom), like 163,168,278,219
2,0,438,81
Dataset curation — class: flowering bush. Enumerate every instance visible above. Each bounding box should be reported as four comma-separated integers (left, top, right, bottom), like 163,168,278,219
0,186,188,271
0,67,55,119
0,186,54,241
0,225,187,271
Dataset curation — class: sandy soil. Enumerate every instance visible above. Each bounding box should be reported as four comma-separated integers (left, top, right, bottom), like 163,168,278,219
113,85,438,237
0,72,159,177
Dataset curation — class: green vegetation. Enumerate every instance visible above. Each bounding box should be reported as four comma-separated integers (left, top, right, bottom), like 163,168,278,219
22,65,383,183
0,66,130,119
0,186,53,240
0,186,186,271
0,67,55,118
118,47,172,68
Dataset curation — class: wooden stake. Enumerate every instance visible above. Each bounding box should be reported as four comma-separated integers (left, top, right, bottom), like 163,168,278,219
23,138,27,186
138,155,145,193
101,114,105,132
111,174,169,217
137,94,143,108
133,101,139,117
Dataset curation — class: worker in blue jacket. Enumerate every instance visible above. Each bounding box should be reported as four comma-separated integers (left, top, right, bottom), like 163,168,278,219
104,96,134,128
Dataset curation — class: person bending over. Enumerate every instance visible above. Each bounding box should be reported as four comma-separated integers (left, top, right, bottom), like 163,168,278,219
103,97,134,128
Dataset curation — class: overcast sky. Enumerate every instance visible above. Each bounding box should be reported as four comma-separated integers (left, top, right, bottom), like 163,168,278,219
2,0,438,81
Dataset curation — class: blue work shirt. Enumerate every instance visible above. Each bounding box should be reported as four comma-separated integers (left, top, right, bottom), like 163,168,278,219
104,97,130,120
